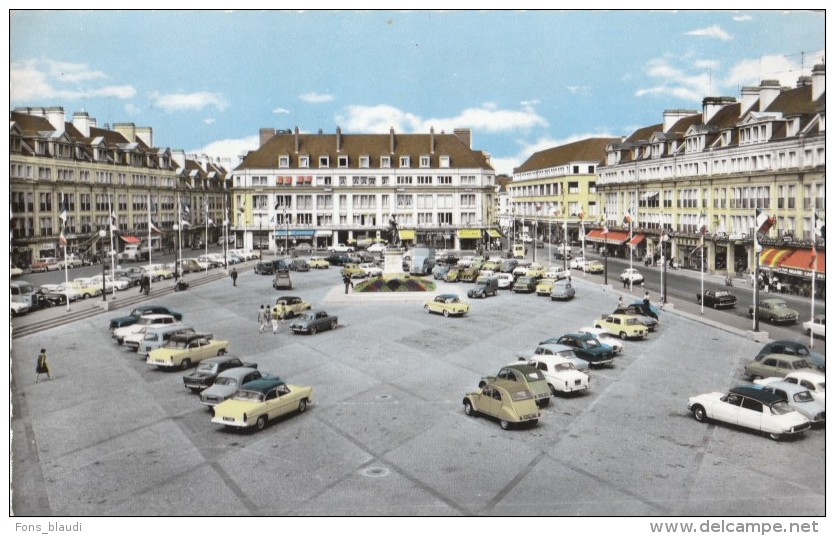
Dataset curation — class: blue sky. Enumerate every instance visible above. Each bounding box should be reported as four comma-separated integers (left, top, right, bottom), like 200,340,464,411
9,9,825,175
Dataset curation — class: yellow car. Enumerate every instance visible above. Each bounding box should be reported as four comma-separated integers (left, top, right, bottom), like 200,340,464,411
526,263,548,278
308,257,330,269
211,376,313,431
481,260,502,271
145,264,174,281
593,314,648,340
535,278,557,296
423,294,470,317
340,263,365,279
271,296,312,319
146,332,231,369
584,261,604,274
462,380,541,430
69,280,103,299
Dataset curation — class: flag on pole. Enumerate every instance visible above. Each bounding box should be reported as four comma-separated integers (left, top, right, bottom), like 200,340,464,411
814,211,825,240
623,208,633,225
207,218,215,227
755,208,776,234
109,211,118,232
59,228,67,246
238,200,246,214
59,193,69,224
578,208,584,221
180,219,192,228
698,212,708,235
181,200,190,216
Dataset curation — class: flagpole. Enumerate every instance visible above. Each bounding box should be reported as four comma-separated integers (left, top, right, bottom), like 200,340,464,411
809,204,817,348
108,193,115,300
204,195,209,268
581,215,586,278
147,193,153,277
753,223,759,332
177,193,183,282
700,234,705,316
60,192,70,311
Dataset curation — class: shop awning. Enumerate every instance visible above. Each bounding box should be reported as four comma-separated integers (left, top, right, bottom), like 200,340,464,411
759,247,793,268
486,228,502,238
399,229,416,241
585,229,630,244
628,234,645,246
776,248,825,279
274,229,315,237
458,229,482,239
315,230,333,237
120,235,141,244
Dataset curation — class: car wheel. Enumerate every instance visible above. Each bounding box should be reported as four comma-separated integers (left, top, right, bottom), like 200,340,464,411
619,331,628,340
181,359,191,370
537,397,550,408
768,316,776,324
217,349,226,356
83,293,91,299
443,309,450,318
768,432,782,441
751,374,763,381
692,404,707,423
499,419,510,430
330,319,337,330
310,326,317,335
298,399,307,413
697,297,702,305
713,303,719,310
256,415,267,431
549,384,559,396
424,305,431,314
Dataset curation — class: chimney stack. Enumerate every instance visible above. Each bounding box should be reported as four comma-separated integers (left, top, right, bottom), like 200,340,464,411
453,128,471,149
389,127,395,154
72,110,93,137
336,126,342,152
171,149,186,170
662,109,697,132
114,123,137,143
135,126,153,147
702,97,735,124
259,128,276,147
740,86,759,116
758,80,781,111
430,126,435,154
811,63,825,101
294,126,300,154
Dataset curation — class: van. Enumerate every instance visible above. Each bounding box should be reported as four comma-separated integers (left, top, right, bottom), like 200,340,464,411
468,276,499,299
136,324,196,355
409,247,436,275
512,244,527,259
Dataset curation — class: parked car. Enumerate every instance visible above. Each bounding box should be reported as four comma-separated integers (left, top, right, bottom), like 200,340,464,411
613,305,658,332
68,280,103,299
271,296,312,319
512,276,538,293
525,343,590,371
583,260,604,274
328,243,355,253
290,310,338,334
38,283,80,303
744,354,816,381
31,257,61,272
109,305,183,330
183,355,258,393
535,278,557,296
748,298,799,325
113,267,146,287
144,263,174,281
479,364,551,407
146,332,230,370
696,288,738,309
755,340,825,371
594,314,648,340
550,280,575,301
688,385,811,441
200,368,265,407
432,264,451,280
57,254,87,269
547,333,615,367
136,324,196,355
308,256,330,269
325,253,360,266
495,272,514,289
467,276,498,299
619,268,644,284
88,274,130,292
519,356,589,395
444,267,462,282
288,259,310,272
210,376,313,431
358,262,383,277
755,371,825,403
462,381,541,430
576,326,623,355
802,314,825,339
366,243,387,254
272,269,293,290
423,294,470,317
498,259,518,273
750,381,825,426
112,314,181,344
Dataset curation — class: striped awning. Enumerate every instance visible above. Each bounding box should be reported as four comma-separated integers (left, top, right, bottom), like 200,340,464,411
486,228,502,238
120,235,141,244
776,248,825,280
759,247,793,268
628,234,645,246
585,229,629,244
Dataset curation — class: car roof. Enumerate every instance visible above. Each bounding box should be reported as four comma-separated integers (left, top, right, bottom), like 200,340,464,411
239,376,286,393
437,293,459,299
217,367,259,379
503,363,539,374
276,296,300,301
756,381,808,394
729,386,786,405
537,342,574,352
170,332,212,342
785,370,826,381
758,353,810,363
140,313,175,319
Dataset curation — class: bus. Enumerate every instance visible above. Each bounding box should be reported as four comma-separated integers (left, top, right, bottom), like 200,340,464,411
11,280,36,316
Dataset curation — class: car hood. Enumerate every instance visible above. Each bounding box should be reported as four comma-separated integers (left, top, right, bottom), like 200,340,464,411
184,371,215,381
201,384,237,400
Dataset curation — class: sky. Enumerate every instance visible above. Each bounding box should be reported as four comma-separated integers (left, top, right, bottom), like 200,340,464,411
8,8,826,176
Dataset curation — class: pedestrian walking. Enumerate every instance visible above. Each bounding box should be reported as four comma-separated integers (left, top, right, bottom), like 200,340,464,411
258,305,269,334
749,271,755,286
643,291,651,308
271,307,280,334
343,274,353,294
231,268,238,286
622,277,628,289
36,348,51,382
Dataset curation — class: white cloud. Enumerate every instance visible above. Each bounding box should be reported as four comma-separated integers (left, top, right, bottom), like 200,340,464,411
152,91,228,112
191,135,260,166
10,59,136,102
203,118,216,125
685,25,732,41
733,14,753,22
520,99,540,107
722,51,822,88
636,56,716,102
299,92,334,103
272,108,290,114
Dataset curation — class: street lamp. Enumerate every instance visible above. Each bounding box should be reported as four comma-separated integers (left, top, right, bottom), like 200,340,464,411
284,208,289,254
98,230,107,301
173,224,180,284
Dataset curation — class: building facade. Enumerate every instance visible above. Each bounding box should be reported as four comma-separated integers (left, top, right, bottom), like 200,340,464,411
9,107,230,266
230,127,497,252
595,64,825,295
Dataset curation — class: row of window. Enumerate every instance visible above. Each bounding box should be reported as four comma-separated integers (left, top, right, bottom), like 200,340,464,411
237,174,471,188
246,193,479,211
278,154,453,170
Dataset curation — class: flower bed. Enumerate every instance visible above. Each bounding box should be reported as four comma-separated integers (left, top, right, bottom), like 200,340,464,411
354,275,436,293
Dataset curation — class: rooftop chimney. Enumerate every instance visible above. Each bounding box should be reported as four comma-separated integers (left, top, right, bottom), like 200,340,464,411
453,128,472,149
811,63,825,101
389,127,395,154
662,109,698,132
171,149,186,171
430,126,435,154
294,126,300,154
702,97,736,124
758,80,781,111
135,126,153,148
740,86,759,116
72,110,93,137
114,123,137,143
259,128,276,147
336,126,342,152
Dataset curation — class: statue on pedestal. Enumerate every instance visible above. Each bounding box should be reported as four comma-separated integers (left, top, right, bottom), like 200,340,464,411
388,216,400,247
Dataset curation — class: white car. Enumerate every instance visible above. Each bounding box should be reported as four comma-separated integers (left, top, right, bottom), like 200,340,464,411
57,255,86,269
688,386,811,441
522,343,590,372
512,262,532,277
544,267,571,280
112,314,180,344
802,314,825,338
358,262,383,277
752,380,825,426
576,326,624,355
329,243,354,253
569,257,586,270
517,356,589,394
619,268,644,283
88,275,130,291
366,243,386,253
39,283,81,302
755,371,825,403
457,255,476,267
496,273,514,289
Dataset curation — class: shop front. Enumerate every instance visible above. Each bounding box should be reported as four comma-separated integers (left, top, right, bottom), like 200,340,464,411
773,248,825,298
274,229,316,252
458,228,483,251
584,229,629,257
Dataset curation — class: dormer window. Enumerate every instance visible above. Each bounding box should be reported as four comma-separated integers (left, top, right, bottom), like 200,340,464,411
419,155,430,168
381,156,391,168
299,156,309,168
338,155,349,168
399,156,410,168
359,155,370,168
278,155,290,168
318,156,330,168
439,155,450,168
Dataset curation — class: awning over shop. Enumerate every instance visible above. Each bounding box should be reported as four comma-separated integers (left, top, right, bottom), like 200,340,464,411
120,235,141,244
486,228,502,238
628,234,645,246
399,229,416,241
759,247,793,268
585,229,630,244
274,229,315,237
458,229,482,239
776,248,825,280
315,230,333,237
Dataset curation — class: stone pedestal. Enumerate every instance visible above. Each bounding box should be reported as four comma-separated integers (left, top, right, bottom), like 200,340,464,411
383,248,406,275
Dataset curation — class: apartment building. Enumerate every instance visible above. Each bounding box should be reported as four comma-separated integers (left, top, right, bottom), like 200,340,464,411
595,64,825,294
230,127,497,252
9,107,230,265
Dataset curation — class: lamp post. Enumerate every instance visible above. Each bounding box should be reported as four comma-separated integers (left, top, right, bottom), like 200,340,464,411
284,208,289,254
173,224,180,284
98,230,107,302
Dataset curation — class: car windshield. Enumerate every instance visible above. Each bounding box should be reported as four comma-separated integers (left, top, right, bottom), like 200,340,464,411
196,363,218,373
771,302,789,309
625,318,642,326
769,401,794,415
232,390,264,402
714,291,730,297
555,363,575,371
585,338,600,348
558,351,575,359
165,340,189,349
299,314,314,321
509,389,533,401
793,391,814,402
523,369,545,381
214,377,237,386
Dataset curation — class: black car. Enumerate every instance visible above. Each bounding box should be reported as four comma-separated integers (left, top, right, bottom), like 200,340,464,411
755,340,825,371
325,253,360,266
546,333,615,367
436,253,459,265
109,305,184,329
254,258,291,275
182,355,258,393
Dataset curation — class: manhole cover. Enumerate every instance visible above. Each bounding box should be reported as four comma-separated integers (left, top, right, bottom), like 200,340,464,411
360,467,390,478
